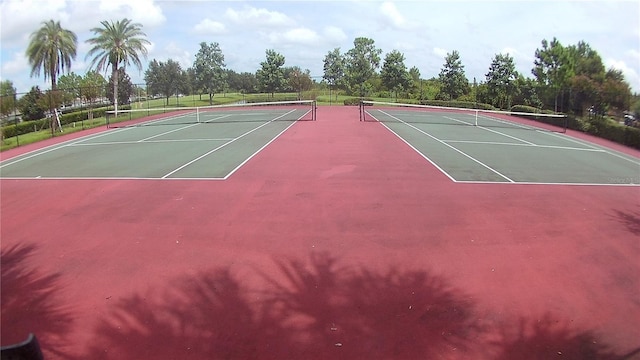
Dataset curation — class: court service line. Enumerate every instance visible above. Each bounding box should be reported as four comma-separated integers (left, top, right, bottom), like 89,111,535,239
441,140,607,152
69,138,235,147
477,114,540,131
442,115,474,126
475,125,537,145
162,109,298,178
224,117,301,179
455,179,639,187
378,110,515,182
0,127,131,169
542,131,640,166
139,115,233,142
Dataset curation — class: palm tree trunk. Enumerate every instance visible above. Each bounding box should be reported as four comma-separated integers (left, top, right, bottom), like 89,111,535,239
113,63,119,117
50,74,57,135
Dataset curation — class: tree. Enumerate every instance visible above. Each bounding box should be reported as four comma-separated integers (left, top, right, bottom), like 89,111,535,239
288,67,313,100
193,42,227,105
0,80,17,121
485,53,518,109
107,68,133,107
145,59,187,105
322,48,345,102
81,71,107,119
236,72,258,94
437,50,469,101
85,18,150,116
57,72,82,106
18,86,46,121
407,66,422,100
532,38,574,112
380,50,411,102
256,49,286,97
26,19,77,131
344,37,382,97
602,68,631,112
512,75,543,109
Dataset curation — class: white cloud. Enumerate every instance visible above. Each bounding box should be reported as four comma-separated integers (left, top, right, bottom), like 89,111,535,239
627,49,640,62
193,19,226,35
378,2,419,31
225,6,294,28
0,0,69,45
96,0,165,28
380,2,405,28
605,58,640,90
1,52,29,76
433,47,448,58
323,26,347,44
163,42,192,70
280,28,321,44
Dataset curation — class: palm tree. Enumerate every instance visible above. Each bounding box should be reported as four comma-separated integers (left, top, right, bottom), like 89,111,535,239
85,18,150,116
26,20,77,131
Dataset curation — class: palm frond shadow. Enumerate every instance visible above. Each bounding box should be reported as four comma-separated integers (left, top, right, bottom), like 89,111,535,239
491,313,637,360
79,252,634,359
1,243,74,359
81,252,480,359
611,208,640,236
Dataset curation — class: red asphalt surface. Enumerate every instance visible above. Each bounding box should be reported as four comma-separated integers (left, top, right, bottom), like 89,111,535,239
1,106,639,359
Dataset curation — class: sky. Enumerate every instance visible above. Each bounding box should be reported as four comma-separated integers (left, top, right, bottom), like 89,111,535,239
1,0,639,95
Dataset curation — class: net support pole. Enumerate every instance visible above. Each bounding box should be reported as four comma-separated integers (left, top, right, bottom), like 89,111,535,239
196,107,200,123
474,110,479,126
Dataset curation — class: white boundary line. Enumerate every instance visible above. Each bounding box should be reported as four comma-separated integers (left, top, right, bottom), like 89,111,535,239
366,108,640,186
441,140,607,152
161,109,300,179
542,131,640,166
0,127,132,168
1,108,310,181
376,109,514,182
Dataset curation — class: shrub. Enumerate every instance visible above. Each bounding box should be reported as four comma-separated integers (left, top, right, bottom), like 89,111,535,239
344,97,373,106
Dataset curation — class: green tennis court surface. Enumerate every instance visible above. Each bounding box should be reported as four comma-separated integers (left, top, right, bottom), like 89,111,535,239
363,107,639,185
1,104,638,185
0,107,311,179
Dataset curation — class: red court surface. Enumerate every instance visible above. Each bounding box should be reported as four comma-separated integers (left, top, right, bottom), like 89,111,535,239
1,106,639,359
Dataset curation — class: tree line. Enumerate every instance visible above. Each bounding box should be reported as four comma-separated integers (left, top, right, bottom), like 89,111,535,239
1,19,637,126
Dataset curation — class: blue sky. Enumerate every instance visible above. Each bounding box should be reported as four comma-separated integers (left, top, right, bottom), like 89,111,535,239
1,0,639,94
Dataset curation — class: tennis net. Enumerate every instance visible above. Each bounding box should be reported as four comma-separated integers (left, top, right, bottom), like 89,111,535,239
359,100,567,133
106,100,316,128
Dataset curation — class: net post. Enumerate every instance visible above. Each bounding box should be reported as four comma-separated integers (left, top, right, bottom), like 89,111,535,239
475,109,479,126
196,107,200,123
359,100,363,121
106,111,110,129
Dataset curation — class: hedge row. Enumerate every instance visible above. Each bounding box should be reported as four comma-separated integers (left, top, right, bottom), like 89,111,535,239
1,105,131,138
509,104,640,149
578,116,640,149
344,98,497,111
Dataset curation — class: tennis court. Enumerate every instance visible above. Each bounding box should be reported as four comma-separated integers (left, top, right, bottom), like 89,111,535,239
361,101,640,185
1,105,639,359
0,101,316,180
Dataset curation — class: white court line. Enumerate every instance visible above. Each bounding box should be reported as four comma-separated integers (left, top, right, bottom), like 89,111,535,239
162,109,298,178
0,127,131,168
224,119,300,179
475,125,537,145
477,113,542,131
542,131,640,166
441,140,607,152
68,138,235,146
374,109,514,182
139,114,232,142
455,180,639,187
440,115,474,126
